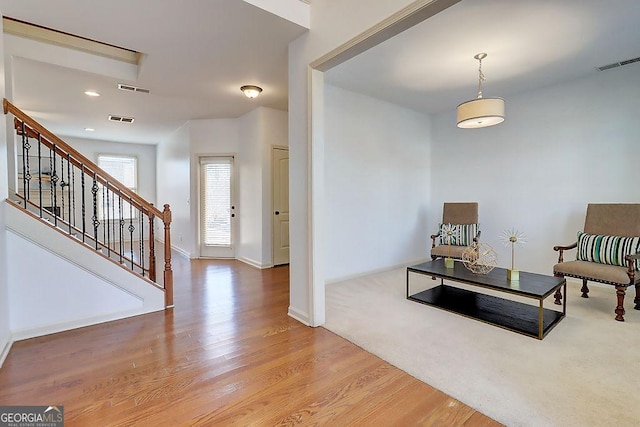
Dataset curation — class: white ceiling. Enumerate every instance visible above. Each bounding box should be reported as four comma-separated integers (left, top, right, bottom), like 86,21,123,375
325,0,640,116
0,0,308,144
0,0,638,146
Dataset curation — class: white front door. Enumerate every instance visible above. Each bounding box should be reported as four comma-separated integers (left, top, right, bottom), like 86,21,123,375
199,156,235,258
272,147,289,265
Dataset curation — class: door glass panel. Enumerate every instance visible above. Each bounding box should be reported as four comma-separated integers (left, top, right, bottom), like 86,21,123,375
201,158,232,247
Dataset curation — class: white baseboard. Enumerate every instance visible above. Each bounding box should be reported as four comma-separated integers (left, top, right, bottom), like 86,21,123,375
288,306,310,326
170,244,193,259
325,257,429,285
11,306,163,342
0,336,13,368
237,256,271,269
156,237,195,259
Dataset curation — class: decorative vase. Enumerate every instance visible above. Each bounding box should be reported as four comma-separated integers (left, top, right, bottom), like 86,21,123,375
444,257,455,269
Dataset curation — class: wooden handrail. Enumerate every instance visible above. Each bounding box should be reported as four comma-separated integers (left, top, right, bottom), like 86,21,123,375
4,98,162,218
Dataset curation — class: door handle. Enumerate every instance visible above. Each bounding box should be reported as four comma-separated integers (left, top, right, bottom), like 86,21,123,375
275,211,280,215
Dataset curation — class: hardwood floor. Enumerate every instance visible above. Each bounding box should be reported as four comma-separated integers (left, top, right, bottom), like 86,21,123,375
0,256,501,426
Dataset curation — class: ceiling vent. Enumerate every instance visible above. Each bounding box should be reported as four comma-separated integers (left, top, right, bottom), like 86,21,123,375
118,83,150,94
108,115,135,123
597,56,640,71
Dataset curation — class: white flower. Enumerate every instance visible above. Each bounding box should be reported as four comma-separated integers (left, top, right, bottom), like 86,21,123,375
441,223,458,245
500,228,526,247
500,228,526,270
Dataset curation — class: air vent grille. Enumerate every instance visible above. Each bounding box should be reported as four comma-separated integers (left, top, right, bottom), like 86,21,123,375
108,115,135,123
597,56,640,71
118,83,150,94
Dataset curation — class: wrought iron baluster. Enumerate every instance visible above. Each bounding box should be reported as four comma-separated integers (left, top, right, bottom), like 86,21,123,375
106,181,111,256
129,198,134,270
67,153,72,233
49,148,54,217
37,134,43,217
91,173,99,250
81,165,86,243
102,181,106,247
71,162,76,228
118,190,124,264
51,144,58,226
140,207,144,276
148,212,156,282
20,122,29,207
60,152,65,221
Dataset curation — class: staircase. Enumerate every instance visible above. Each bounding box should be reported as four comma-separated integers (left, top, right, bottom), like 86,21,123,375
3,99,173,337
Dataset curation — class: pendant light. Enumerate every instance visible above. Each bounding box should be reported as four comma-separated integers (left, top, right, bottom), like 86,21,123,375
456,53,505,128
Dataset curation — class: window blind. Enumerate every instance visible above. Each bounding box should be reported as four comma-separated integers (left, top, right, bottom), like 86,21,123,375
200,157,232,246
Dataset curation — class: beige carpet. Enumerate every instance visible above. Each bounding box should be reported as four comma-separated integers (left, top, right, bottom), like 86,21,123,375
324,266,640,426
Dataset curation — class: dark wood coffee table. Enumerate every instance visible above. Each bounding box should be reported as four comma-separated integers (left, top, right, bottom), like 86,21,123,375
407,259,566,339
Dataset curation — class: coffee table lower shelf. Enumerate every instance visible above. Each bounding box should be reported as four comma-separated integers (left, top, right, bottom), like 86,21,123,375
408,285,564,339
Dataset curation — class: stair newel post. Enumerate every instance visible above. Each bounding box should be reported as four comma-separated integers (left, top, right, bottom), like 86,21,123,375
148,204,156,283
163,204,174,308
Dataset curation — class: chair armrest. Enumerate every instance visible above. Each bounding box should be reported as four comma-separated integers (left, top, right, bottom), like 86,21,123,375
430,233,440,249
626,252,640,273
626,252,640,261
553,242,577,263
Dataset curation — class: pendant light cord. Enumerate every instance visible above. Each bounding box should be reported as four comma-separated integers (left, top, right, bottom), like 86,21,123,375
475,52,487,99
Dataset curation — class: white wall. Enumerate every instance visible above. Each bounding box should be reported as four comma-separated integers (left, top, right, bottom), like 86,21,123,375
5,205,165,340
238,107,289,267
289,0,423,325
157,123,192,256
431,62,640,275
238,109,263,266
324,85,431,281
7,231,141,334
0,14,10,365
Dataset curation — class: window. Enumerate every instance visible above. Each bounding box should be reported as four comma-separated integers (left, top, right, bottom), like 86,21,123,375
97,154,137,220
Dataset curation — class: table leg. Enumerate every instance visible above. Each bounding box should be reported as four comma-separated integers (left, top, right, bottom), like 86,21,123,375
539,299,544,339
406,269,409,299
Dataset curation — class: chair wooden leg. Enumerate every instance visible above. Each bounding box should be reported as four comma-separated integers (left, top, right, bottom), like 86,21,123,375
554,288,562,305
615,285,626,321
581,280,589,298
553,274,563,305
634,284,640,310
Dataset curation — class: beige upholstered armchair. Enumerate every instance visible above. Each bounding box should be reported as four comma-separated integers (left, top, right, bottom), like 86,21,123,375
553,204,640,321
430,202,480,260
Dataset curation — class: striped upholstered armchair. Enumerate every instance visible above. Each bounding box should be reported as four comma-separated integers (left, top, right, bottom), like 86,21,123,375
430,202,480,261
553,203,640,321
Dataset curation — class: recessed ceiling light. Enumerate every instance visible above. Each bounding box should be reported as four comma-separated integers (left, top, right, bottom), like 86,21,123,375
84,127,95,132
84,90,101,97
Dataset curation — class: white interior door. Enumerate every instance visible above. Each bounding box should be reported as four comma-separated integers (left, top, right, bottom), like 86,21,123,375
199,156,235,258
272,147,289,265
